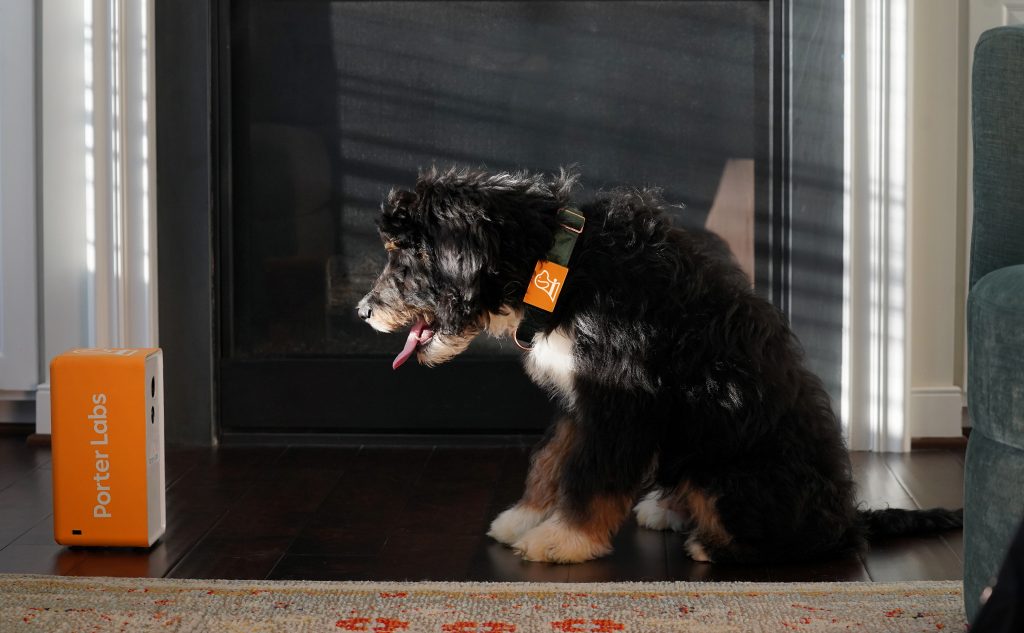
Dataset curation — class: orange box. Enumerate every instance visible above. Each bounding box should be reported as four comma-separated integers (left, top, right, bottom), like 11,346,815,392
50,348,165,547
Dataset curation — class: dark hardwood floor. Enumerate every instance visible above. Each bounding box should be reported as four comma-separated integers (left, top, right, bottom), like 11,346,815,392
0,436,965,582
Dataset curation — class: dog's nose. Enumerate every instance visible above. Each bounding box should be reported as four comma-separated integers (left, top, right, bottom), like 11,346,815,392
357,304,373,321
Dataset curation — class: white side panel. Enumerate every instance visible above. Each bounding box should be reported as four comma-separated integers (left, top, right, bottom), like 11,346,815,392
0,0,38,390
145,351,165,545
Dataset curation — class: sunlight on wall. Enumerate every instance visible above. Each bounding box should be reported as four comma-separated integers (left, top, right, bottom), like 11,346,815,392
885,0,907,453
140,0,151,288
110,0,125,313
80,0,155,347
844,0,908,452
84,0,97,347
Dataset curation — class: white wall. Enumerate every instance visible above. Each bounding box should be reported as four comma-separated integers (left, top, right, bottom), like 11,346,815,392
0,0,39,397
906,0,1022,438
907,0,972,439
36,0,158,434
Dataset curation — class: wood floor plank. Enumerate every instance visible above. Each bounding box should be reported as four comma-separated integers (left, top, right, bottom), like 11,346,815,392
0,467,55,550
169,465,344,579
89,504,231,578
483,446,531,517
0,467,53,513
163,446,205,489
205,468,347,539
376,531,484,581
65,547,178,578
0,439,974,583
165,447,339,580
860,536,964,581
467,542,572,583
396,447,506,536
8,515,60,546
850,451,916,509
332,448,508,582
272,446,361,471
268,554,378,581
852,451,964,580
0,437,51,492
166,538,290,580
0,543,85,575
6,504,230,579
287,448,430,558
882,450,965,565
945,530,965,562
883,450,964,510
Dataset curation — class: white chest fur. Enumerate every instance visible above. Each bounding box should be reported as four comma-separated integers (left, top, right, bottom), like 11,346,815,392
524,327,576,403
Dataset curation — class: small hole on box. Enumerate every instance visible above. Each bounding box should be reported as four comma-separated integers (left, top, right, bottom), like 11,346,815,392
72,530,82,535
151,377,156,397
150,406,155,424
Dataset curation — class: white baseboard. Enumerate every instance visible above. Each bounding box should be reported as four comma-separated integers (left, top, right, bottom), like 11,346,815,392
35,383,51,435
910,387,964,438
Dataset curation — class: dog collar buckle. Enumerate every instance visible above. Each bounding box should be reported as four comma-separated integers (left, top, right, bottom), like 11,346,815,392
558,208,585,235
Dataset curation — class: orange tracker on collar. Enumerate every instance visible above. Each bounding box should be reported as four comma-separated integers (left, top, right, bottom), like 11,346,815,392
50,348,166,547
515,208,585,350
523,260,570,312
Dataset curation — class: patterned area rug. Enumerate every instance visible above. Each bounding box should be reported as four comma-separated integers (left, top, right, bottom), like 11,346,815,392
0,575,964,632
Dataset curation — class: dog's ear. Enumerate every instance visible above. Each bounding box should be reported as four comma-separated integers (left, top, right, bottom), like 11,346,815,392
377,189,420,250
430,212,501,335
412,174,501,333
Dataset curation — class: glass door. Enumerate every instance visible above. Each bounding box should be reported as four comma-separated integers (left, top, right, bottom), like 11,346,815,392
216,0,841,434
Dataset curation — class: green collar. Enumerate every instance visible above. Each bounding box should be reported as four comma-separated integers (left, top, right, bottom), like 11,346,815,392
514,208,585,350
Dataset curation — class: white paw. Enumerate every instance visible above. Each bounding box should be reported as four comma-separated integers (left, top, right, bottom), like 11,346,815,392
512,514,611,564
487,505,547,546
685,535,713,563
633,490,686,532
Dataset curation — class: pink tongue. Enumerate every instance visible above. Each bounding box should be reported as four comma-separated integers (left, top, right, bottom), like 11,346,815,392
392,318,433,370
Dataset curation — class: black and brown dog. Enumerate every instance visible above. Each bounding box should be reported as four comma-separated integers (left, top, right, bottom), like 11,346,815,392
357,166,961,564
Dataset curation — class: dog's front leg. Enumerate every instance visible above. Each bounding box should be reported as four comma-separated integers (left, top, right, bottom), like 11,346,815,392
511,491,633,564
511,393,655,563
488,416,574,546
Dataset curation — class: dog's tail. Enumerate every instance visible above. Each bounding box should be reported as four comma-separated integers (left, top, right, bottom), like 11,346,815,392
858,507,963,540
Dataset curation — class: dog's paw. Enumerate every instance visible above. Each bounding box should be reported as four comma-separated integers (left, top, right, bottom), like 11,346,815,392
633,491,686,532
685,534,714,563
511,515,611,564
487,505,547,546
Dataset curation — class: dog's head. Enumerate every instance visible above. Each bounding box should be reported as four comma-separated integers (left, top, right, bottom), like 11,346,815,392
357,166,578,368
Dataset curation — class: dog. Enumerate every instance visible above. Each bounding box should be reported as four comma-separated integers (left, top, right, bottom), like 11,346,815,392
357,166,962,564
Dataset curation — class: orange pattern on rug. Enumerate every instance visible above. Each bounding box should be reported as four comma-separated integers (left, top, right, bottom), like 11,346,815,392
0,575,964,632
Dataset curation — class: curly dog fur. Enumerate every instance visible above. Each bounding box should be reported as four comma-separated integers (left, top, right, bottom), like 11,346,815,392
358,166,962,564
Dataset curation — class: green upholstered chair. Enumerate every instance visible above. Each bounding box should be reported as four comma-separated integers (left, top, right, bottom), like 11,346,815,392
965,23,1024,623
